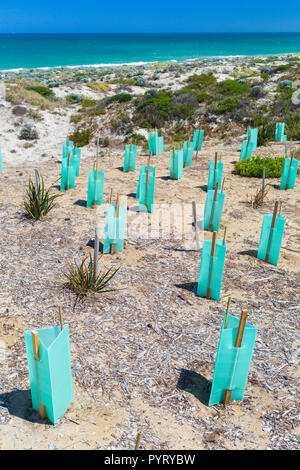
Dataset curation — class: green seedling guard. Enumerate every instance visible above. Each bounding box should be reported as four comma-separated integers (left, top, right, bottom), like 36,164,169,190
0,147,2,173
275,122,287,142
208,313,257,406
74,148,81,176
148,132,163,156
197,234,226,301
280,157,298,190
138,166,155,213
123,143,137,172
207,160,223,190
62,140,74,159
247,127,258,151
193,129,205,152
183,141,194,168
170,149,183,180
24,325,73,425
203,186,225,232
239,140,254,161
257,204,285,266
136,164,155,199
87,169,104,208
60,157,76,191
103,202,126,254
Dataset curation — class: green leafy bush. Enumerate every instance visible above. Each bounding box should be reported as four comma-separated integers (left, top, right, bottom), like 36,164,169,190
80,98,98,108
27,85,54,98
188,74,217,88
217,97,237,113
219,79,250,95
19,124,39,140
69,129,93,147
286,114,300,141
66,94,83,104
235,156,289,178
109,93,132,103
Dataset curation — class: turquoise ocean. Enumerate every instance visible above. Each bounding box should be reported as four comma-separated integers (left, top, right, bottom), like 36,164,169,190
0,33,300,70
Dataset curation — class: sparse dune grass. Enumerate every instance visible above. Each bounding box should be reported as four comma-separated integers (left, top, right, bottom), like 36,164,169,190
5,84,65,110
87,82,110,92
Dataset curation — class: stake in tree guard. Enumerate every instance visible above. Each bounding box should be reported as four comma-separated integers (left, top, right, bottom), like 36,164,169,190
193,128,205,161
192,200,200,251
196,231,226,301
137,156,155,213
87,138,104,208
60,149,76,191
123,138,137,172
208,307,257,406
280,155,299,190
257,200,285,266
24,313,73,424
207,152,223,190
275,122,287,142
148,131,164,156
203,179,225,232
170,147,183,180
104,192,127,254
183,139,194,168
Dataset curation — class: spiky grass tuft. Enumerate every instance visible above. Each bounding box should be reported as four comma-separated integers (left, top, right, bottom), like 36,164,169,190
23,172,60,220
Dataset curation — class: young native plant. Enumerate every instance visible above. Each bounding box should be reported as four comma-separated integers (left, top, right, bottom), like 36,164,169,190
57,253,119,299
23,171,61,220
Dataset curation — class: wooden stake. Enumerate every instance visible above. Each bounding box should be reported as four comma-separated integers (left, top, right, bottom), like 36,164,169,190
224,296,231,329
32,330,41,362
224,309,248,404
214,152,218,170
58,306,63,331
223,226,227,246
109,188,113,204
32,330,47,419
195,128,200,161
111,194,120,255
66,151,71,190
192,201,200,251
93,161,98,207
145,157,150,211
221,177,225,192
206,232,217,299
265,201,279,263
134,431,142,450
262,167,266,204
208,182,219,232
94,226,100,279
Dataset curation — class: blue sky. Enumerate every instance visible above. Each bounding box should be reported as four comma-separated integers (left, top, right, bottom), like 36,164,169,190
0,0,299,33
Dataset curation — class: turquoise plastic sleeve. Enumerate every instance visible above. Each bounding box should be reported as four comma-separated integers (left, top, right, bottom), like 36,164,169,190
257,214,285,265
60,159,76,191
203,190,225,232
280,158,298,190
123,144,137,172
170,149,183,180
87,170,104,207
207,161,223,190
196,240,226,301
103,204,127,254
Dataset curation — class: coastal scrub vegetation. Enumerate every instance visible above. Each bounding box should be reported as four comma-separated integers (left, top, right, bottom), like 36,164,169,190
234,155,300,178
68,129,93,147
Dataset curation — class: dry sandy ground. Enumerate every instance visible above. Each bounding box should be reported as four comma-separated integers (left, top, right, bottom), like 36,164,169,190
0,138,299,450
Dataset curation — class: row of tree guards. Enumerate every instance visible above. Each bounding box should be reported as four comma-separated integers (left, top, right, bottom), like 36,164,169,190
22,125,297,425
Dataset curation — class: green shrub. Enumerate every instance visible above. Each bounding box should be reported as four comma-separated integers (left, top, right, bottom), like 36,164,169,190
188,74,217,87
109,93,132,103
66,94,83,104
69,129,93,147
286,114,300,140
125,133,147,145
235,156,289,178
80,98,98,108
27,85,54,98
217,97,237,113
87,82,110,92
19,124,39,140
219,79,250,95
98,137,110,147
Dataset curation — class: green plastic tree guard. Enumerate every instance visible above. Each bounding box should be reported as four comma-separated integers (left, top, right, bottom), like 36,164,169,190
148,132,163,155
280,157,299,190
74,148,81,176
275,122,287,142
0,147,2,173
136,164,155,199
207,161,223,190
60,158,76,191
103,203,127,254
87,170,104,208
24,325,73,425
170,149,183,180
138,166,155,213
208,313,257,406
247,127,258,151
183,141,194,167
123,144,137,172
203,189,225,232
196,239,226,301
257,213,285,266
62,140,74,159
192,129,205,152
239,140,254,161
